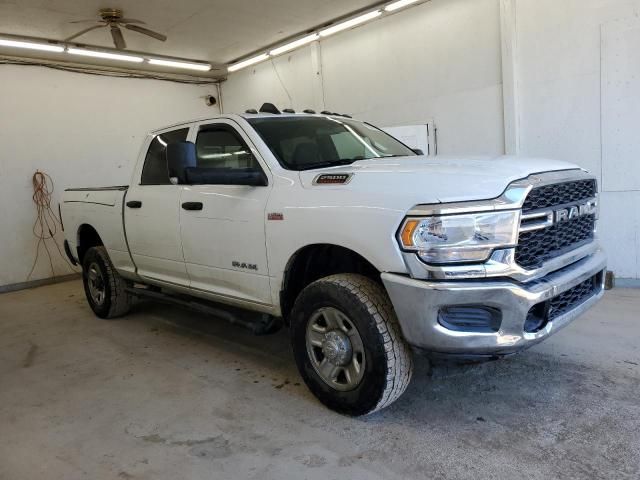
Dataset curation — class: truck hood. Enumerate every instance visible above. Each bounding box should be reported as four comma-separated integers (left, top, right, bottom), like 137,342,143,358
298,155,582,205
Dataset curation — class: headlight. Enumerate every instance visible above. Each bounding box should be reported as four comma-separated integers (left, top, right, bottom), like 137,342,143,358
398,211,520,264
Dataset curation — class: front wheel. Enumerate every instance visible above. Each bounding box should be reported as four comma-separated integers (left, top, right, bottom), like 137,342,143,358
290,274,413,416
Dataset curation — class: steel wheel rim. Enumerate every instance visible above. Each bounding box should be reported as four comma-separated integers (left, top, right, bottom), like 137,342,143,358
305,307,366,392
87,262,106,305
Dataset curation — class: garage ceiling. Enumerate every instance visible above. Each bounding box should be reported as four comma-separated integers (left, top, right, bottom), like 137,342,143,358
0,0,383,64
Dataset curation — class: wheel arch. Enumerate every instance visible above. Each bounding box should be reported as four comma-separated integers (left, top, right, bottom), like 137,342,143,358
76,224,104,265
280,243,381,322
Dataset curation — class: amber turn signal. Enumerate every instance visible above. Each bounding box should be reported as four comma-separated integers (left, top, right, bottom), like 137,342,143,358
400,219,419,247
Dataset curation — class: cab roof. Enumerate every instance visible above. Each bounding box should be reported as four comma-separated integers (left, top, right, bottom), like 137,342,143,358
150,112,356,135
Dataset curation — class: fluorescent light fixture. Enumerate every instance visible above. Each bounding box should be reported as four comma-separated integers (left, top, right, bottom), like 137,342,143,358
0,38,64,53
67,48,143,63
269,33,319,56
228,53,269,72
384,0,422,11
148,58,211,71
319,10,382,37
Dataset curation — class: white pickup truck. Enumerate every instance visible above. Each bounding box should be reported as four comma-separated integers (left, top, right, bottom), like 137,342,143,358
61,105,606,415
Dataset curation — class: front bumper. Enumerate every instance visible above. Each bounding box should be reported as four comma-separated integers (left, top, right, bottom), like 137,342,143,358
382,249,606,356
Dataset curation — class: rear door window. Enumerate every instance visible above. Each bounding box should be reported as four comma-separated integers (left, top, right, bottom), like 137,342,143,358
140,127,189,185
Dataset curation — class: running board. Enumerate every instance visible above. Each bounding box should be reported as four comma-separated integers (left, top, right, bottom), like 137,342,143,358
125,286,282,335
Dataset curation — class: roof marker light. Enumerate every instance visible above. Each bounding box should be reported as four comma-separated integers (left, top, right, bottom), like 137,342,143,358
319,10,382,37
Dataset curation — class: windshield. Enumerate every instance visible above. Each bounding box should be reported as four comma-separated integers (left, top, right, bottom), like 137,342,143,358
248,116,416,171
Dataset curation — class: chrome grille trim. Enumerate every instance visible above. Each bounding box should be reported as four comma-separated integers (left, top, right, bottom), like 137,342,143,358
519,210,554,233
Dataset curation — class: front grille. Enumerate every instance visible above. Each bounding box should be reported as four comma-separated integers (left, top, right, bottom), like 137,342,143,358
548,275,598,321
516,215,595,269
524,273,600,333
516,179,597,270
522,179,596,211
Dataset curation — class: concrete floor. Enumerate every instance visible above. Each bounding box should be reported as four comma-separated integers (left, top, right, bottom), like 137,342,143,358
0,280,638,480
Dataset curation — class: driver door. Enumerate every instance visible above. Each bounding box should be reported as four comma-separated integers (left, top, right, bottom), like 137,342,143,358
178,120,273,307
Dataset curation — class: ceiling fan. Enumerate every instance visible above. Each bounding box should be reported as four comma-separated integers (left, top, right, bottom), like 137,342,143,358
65,8,167,50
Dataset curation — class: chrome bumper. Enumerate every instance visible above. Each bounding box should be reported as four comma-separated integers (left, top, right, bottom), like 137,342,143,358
382,249,606,355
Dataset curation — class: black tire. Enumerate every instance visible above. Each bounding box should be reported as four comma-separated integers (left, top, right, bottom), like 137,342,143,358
290,274,413,416
82,246,131,319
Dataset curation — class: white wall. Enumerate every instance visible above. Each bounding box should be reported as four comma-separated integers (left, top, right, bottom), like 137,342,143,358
222,0,505,156
515,0,640,279
0,65,217,287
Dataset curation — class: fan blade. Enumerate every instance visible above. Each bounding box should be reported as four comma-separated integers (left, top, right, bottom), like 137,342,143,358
124,24,167,42
110,25,126,49
70,19,101,24
119,18,146,24
64,24,105,41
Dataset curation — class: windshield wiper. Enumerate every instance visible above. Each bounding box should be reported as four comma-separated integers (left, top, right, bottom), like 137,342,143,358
298,159,359,171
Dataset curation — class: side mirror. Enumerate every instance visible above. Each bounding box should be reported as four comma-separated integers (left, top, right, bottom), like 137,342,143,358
412,148,425,156
185,168,268,187
167,141,196,184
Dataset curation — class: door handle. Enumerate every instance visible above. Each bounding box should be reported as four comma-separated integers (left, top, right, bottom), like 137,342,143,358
126,200,142,208
182,202,203,211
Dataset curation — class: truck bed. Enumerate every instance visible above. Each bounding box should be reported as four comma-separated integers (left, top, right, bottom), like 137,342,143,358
61,185,134,276
64,186,128,206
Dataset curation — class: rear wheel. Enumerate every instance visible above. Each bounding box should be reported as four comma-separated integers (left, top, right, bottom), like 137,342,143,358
82,246,131,319
290,274,413,416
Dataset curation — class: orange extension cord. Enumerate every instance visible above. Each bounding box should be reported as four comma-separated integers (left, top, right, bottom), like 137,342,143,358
26,170,77,281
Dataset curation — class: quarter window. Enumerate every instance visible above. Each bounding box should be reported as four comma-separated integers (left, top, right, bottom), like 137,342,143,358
140,127,189,185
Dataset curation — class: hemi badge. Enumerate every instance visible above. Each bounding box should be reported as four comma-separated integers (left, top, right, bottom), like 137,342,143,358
314,173,352,185
268,212,284,221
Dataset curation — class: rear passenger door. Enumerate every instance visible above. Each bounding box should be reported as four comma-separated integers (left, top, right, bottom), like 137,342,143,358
124,126,191,286
178,120,273,306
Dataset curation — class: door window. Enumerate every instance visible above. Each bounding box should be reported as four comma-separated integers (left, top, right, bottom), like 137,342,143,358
196,125,259,170
140,127,189,185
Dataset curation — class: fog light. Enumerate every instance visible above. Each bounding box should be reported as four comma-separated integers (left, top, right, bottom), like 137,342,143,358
524,303,549,333
438,306,502,333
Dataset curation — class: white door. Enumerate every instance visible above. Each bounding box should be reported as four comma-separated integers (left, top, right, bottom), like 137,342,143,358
125,127,191,286
179,120,273,306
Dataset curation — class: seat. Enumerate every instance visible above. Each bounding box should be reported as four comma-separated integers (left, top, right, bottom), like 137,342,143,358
292,142,323,167
166,142,197,184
